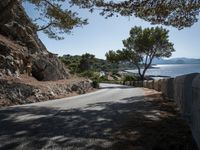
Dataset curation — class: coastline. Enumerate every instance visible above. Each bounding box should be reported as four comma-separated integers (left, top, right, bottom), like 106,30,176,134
125,64,200,78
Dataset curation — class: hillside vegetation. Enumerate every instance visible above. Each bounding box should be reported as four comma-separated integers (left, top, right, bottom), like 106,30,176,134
59,54,136,74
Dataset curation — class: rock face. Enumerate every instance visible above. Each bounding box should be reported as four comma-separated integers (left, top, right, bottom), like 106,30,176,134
0,77,93,107
0,1,70,81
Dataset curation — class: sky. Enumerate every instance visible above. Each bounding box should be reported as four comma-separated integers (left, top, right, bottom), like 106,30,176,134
23,2,200,59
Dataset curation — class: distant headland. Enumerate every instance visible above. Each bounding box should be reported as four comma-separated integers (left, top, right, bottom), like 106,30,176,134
152,57,200,64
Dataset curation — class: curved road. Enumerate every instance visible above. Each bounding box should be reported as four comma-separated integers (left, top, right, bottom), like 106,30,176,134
0,83,197,149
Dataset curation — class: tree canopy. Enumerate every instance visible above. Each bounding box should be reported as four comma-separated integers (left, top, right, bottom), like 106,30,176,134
106,26,175,80
4,0,199,40
78,53,95,71
72,0,200,29
22,0,88,40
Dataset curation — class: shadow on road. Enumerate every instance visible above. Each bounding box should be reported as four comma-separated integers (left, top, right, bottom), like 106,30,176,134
99,84,133,89
0,94,198,150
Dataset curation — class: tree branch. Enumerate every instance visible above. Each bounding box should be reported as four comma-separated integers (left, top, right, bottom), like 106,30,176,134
43,0,62,12
142,53,155,79
144,54,148,68
135,62,142,79
43,0,56,8
37,22,55,31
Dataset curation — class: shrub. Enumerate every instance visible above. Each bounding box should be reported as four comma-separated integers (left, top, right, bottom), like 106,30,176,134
80,71,94,78
92,80,99,88
123,75,137,82
99,75,108,82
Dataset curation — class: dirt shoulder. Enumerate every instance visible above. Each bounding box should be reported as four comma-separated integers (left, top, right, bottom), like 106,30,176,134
0,75,94,107
112,88,198,150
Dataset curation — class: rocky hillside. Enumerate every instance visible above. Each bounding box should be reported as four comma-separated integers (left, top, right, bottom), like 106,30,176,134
0,75,93,107
0,1,94,106
0,1,69,81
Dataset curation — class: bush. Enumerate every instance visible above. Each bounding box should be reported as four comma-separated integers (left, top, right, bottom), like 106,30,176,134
80,71,94,78
111,70,118,75
110,74,118,80
123,75,137,82
92,80,99,88
99,75,108,82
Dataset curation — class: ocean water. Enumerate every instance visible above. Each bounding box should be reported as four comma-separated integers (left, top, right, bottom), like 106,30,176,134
127,64,200,77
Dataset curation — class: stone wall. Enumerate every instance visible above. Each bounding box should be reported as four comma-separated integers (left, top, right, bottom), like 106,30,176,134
192,74,200,149
124,73,200,149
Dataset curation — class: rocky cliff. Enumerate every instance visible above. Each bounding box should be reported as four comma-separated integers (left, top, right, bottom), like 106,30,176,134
0,1,70,81
0,1,94,106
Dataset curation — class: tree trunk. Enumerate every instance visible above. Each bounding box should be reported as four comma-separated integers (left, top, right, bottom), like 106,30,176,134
141,56,155,80
135,64,144,80
140,74,144,81
141,67,148,80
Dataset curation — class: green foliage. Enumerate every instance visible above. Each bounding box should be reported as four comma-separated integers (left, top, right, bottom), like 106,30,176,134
70,0,200,29
21,0,87,40
78,70,100,88
106,26,175,80
5,0,198,40
11,0,199,41
105,50,118,63
59,53,126,75
90,72,100,88
123,75,137,83
79,53,95,72
80,70,95,78
92,80,99,88
99,75,108,82
59,54,80,74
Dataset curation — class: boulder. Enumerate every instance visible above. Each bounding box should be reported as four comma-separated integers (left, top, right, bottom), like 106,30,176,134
32,54,69,81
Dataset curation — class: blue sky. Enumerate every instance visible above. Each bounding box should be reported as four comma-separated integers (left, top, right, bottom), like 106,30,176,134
24,2,200,59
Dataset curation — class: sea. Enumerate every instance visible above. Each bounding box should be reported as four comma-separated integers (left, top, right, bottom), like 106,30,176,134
126,64,200,78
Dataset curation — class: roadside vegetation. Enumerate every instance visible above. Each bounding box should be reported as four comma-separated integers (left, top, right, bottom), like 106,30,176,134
59,53,138,87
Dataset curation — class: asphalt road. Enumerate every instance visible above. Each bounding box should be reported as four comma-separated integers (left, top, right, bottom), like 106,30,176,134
0,83,197,150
